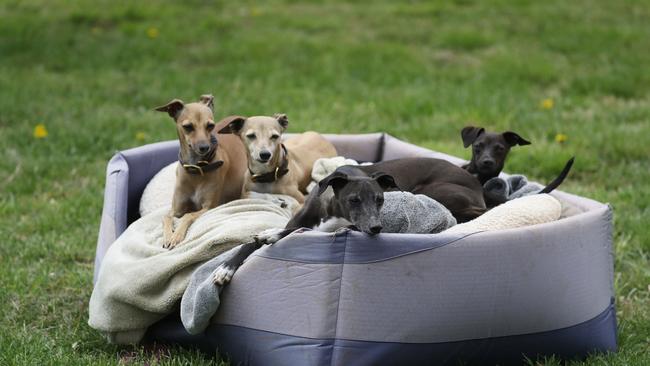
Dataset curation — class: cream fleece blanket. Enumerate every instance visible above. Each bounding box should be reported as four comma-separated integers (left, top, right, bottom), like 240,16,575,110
88,196,295,344
444,194,562,234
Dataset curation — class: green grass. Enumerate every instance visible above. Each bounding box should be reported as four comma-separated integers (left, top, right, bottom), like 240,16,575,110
1,0,649,364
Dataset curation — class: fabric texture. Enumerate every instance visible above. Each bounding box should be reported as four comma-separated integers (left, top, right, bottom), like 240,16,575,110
88,196,295,344
139,161,177,217
483,174,544,205
444,194,562,234
381,192,456,233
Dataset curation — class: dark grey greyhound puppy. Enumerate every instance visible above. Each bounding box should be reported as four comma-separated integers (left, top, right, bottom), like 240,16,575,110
460,126,575,207
460,126,531,185
212,165,398,285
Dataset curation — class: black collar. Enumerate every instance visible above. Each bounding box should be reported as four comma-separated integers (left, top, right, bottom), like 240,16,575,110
250,144,289,183
179,148,223,176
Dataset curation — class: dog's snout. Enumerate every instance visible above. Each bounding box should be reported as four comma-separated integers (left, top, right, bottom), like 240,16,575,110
369,225,382,235
481,159,495,168
259,150,272,161
198,144,210,154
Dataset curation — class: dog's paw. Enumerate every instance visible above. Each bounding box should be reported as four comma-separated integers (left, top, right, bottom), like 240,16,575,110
212,264,236,286
255,228,285,245
163,232,184,249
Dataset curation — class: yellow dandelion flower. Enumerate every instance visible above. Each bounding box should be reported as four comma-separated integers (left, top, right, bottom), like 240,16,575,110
540,98,554,110
250,7,262,17
33,124,48,139
136,131,146,142
146,27,159,39
91,26,101,35
555,133,567,144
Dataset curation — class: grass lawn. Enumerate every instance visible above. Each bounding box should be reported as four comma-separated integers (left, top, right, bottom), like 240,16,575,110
1,0,649,364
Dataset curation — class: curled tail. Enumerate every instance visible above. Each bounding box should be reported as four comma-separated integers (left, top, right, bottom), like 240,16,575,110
539,157,575,194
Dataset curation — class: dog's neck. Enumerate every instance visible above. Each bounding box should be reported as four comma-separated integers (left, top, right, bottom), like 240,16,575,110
177,136,224,177
248,144,288,178
465,161,498,185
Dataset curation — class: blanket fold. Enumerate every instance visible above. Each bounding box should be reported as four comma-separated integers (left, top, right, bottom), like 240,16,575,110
89,196,295,344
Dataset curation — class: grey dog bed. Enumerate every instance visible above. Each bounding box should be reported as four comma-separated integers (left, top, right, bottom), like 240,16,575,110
93,133,616,366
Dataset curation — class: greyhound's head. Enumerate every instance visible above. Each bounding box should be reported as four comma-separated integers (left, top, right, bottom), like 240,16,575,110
155,95,218,159
218,114,288,172
461,126,531,183
317,166,398,235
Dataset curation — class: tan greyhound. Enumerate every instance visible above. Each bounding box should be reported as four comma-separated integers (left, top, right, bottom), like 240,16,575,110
218,114,337,204
155,95,247,249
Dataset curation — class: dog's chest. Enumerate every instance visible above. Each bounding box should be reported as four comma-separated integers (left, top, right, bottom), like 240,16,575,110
248,181,275,193
185,181,217,208
247,174,290,194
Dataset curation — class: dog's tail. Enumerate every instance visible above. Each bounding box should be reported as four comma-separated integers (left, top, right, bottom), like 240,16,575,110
539,157,575,194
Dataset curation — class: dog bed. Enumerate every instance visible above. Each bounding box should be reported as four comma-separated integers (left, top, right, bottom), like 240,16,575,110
93,133,616,365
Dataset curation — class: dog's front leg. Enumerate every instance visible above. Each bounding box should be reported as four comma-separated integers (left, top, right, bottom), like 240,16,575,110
162,212,176,249
164,208,208,249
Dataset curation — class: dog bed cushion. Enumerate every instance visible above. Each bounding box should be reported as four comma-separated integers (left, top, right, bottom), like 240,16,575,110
139,161,177,217
93,133,616,365
445,193,561,234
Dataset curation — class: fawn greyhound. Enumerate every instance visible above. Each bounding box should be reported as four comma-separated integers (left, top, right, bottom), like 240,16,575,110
155,95,247,249
218,113,337,204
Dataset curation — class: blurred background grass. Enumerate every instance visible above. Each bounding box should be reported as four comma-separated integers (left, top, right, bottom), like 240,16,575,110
0,0,648,364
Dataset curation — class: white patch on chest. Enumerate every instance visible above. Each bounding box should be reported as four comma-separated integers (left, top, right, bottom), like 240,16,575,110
314,217,352,232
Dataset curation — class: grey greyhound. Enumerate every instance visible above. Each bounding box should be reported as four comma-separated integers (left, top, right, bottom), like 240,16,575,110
212,165,398,285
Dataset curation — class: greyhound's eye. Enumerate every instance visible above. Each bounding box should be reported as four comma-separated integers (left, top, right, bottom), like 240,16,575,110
271,134,280,140
494,145,505,152
475,143,484,150
246,133,256,140
348,197,361,205
206,122,215,131
183,124,194,132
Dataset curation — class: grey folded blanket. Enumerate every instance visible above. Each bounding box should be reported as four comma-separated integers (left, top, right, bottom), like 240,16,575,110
483,175,544,206
381,191,456,234
181,246,241,335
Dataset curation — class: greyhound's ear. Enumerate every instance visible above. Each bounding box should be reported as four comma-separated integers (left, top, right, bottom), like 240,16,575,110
503,131,531,146
217,116,246,134
273,113,289,130
155,99,185,120
199,94,214,111
461,126,485,148
318,171,349,195
371,172,400,191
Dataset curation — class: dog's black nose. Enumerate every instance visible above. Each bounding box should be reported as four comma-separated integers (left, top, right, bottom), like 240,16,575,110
481,160,495,168
198,144,210,154
259,151,271,161
369,225,382,235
